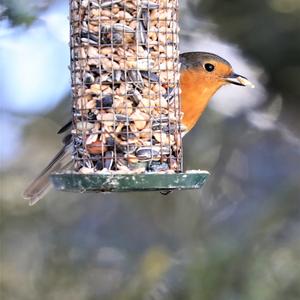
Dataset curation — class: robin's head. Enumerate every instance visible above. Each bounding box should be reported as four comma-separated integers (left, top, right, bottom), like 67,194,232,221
180,52,254,89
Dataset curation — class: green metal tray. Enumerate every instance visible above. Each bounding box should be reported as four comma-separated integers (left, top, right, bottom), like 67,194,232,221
50,171,209,193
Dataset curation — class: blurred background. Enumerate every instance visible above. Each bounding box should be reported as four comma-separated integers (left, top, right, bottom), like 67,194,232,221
1,0,300,299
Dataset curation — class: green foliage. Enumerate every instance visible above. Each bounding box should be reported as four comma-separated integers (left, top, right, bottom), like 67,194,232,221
2,0,51,25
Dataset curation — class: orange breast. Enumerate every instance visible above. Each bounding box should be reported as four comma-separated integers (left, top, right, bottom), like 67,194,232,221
180,69,222,132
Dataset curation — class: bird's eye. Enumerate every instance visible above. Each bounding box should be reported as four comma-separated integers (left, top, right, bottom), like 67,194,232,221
204,63,215,72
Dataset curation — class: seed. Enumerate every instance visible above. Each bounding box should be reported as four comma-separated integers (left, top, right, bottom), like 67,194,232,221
140,71,160,82
136,147,160,161
113,23,135,33
117,141,137,154
86,99,96,109
141,1,159,10
100,0,122,8
115,10,134,20
148,161,169,172
115,114,132,123
111,4,119,14
101,57,120,70
86,139,107,154
83,72,95,85
153,132,170,144
137,59,155,70
81,31,99,44
96,95,113,109
100,47,114,55
136,21,147,44
125,154,139,164
131,110,150,130
129,20,137,30
86,133,99,145
116,163,131,172
79,167,95,174
128,70,144,89
103,151,114,169
97,112,115,126
129,89,143,105
76,122,94,131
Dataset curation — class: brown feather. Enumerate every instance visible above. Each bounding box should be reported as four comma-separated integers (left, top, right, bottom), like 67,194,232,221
23,144,72,205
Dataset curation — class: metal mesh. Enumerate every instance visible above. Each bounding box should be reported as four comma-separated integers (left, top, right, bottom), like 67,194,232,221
70,0,182,174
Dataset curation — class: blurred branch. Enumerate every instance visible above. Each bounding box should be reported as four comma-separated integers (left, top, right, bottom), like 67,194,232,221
1,0,53,26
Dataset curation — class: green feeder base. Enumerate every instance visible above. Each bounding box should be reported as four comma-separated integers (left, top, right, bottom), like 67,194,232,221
50,171,209,193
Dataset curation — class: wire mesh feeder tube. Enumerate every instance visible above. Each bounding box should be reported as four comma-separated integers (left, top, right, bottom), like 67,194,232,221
51,0,209,192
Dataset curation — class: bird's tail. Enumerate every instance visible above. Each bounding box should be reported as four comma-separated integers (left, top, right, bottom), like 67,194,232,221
23,145,72,206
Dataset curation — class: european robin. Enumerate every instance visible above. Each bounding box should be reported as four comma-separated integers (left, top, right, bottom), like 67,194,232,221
180,52,254,133
23,52,254,205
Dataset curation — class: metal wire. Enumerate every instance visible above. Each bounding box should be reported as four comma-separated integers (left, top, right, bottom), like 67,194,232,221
70,0,181,174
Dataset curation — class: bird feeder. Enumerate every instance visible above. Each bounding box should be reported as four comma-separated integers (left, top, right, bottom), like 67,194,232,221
50,0,209,192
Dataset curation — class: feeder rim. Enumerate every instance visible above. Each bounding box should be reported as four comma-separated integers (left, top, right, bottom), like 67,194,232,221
50,170,210,193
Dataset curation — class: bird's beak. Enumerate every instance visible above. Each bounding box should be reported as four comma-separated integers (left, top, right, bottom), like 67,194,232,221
225,73,255,88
